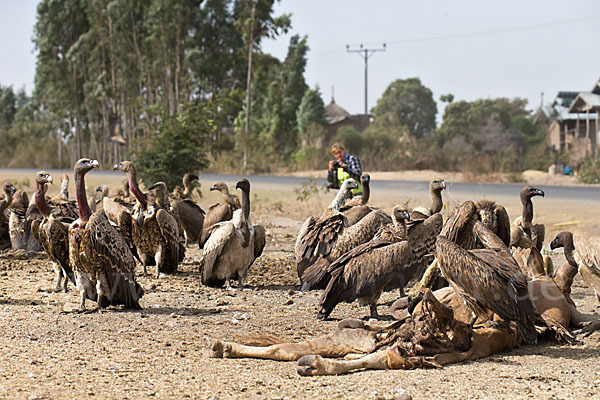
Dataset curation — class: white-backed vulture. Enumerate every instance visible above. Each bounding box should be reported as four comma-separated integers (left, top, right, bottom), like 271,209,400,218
410,179,446,220
0,182,16,250
149,181,205,246
200,179,266,288
202,182,241,244
33,171,78,292
317,209,442,319
9,189,42,251
50,174,70,203
551,231,600,306
68,158,144,311
295,179,358,286
510,185,545,250
95,184,138,261
172,173,200,199
436,217,537,344
114,161,181,277
339,174,372,226
299,207,392,290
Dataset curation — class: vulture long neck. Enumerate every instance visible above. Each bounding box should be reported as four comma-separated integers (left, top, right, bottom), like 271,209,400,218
60,177,69,200
360,181,370,205
561,234,577,268
0,190,13,213
240,187,250,222
329,186,351,211
183,177,193,198
122,181,131,198
430,190,443,215
521,195,534,224
75,171,93,223
35,182,52,218
392,214,407,238
127,167,147,208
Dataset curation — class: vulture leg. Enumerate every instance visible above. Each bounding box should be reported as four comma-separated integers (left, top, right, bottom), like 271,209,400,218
369,304,380,320
154,245,163,279
238,276,244,290
52,262,63,292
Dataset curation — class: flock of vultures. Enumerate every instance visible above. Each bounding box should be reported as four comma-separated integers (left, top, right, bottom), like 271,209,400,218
0,158,599,376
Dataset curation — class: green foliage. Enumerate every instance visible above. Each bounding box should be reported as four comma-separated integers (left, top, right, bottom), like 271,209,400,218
294,177,320,202
296,86,326,133
131,102,215,189
371,77,437,139
578,155,600,184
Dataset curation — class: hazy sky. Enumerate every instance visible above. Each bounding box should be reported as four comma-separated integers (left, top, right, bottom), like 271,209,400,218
2,1,599,119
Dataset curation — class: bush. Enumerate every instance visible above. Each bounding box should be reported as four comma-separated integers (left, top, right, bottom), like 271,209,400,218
578,155,600,184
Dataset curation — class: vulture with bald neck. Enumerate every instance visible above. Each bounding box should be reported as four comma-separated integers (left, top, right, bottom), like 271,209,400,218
172,173,201,199
410,178,446,220
32,171,77,292
68,159,143,311
0,182,16,250
114,160,181,277
200,179,266,288
148,181,205,246
510,185,545,250
318,205,442,319
551,231,600,306
295,179,358,287
202,182,241,245
339,174,372,226
435,205,537,344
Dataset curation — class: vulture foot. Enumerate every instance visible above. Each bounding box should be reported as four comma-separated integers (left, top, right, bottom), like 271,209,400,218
573,320,600,338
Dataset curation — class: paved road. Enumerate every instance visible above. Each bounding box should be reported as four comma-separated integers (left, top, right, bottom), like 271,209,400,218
1,169,597,201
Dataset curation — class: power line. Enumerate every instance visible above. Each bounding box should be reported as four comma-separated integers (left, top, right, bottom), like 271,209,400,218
346,43,386,114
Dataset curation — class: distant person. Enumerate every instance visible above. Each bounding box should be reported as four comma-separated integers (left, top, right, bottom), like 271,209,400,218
327,142,362,194
564,165,572,175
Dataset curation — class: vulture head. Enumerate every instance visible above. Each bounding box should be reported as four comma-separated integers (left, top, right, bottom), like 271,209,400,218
184,173,199,183
210,182,229,192
521,185,544,200
148,181,170,208
113,161,134,174
35,171,53,186
430,178,446,193
341,178,359,193
391,205,411,224
3,182,17,196
360,174,370,185
235,179,250,194
96,185,109,198
550,231,573,250
74,158,99,176
61,174,69,183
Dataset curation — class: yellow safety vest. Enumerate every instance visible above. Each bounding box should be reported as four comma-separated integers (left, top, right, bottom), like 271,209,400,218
337,167,362,195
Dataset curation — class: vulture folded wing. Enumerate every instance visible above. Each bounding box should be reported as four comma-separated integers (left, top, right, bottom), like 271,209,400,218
494,205,511,247
473,220,508,250
155,209,181,271
201,222,236,285
253,224,266,260
46,219,76,286
573,234,600,276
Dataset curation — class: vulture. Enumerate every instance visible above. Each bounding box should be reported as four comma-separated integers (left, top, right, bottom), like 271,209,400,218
172,173,200,199
441,199,510,251
149,181,205,246
114,179,134,203
339,174,372,226
0,182,16,250
299,208,391,290
68,158,143,311
295,179,358,285
50,174,70,203
32,171,77,292
551,231,600,306
317,207,442,319
410,178,446,220
202,182,241,244
114,160,181,277
200,179,266,288
95,184,137,260
510,185,545,250
436,212,538,344
9,189,42,251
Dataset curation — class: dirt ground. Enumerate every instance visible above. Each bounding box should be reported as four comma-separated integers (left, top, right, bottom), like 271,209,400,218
0,170,599,399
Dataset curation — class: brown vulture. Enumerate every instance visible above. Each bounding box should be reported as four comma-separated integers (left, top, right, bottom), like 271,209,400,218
510,185,545,250
50,174,70,203
0,182,16,250
172,173,201,199
148,181,205,247
436,213,537,344
339,174,372,226
410,178,446,220
114,160,182,277
295,179,358,287
317,209,442,319
201,182,241,245
551,231,600,306
68,158,143,311
9,188,43,251
200,179,266,288
32,171,78,292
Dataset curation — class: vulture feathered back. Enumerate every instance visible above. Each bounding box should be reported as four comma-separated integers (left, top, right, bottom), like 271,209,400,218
202,182,241,245
295,179,358,286
114,161,181,277
317,209,442,319
410,178,446,220
68,158,143,311
33,171,78,292
0,182,16,250
172,173,200,199
510,185,545,250
200,179,266,288
9,189,42,251
551,231,600,305
436,214,537,344
339,174,372,226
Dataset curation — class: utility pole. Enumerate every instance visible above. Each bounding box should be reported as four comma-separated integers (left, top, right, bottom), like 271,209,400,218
346,43,386,114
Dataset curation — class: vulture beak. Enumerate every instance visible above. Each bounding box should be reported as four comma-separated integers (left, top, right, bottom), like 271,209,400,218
441,180,446,189
9,185,15,194
536,189,545,197
148,183,158,191
91,160,99,169
210,185,217,191
113,163,121,171
402,211,411,221
235,182,241,190
550,238,560,250
47,175,53,184
95,186,102,192
190,174,199,180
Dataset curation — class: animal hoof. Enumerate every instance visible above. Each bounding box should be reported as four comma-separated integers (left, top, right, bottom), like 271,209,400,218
297,355,319,376
337,319,365,330
204,338,224,358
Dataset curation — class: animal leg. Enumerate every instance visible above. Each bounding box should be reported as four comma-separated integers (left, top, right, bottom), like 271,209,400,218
62,268,69,292
52,263,63,292
369,304,381,320
238,276,244,290
297,350,389,376
155,245,163,278
78,288,87,312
